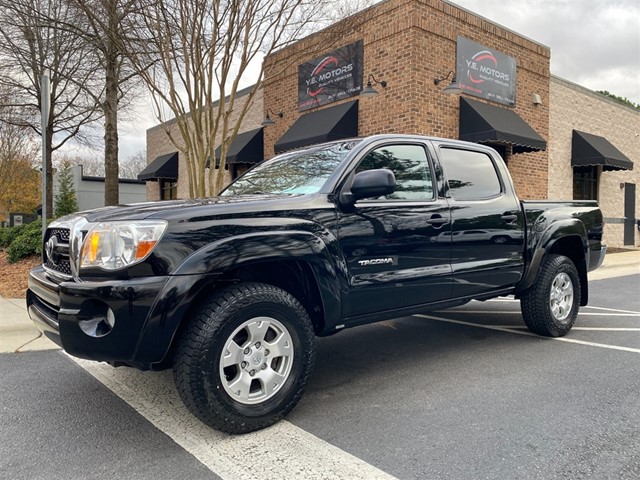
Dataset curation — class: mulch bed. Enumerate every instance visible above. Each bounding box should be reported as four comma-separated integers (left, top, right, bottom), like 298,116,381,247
0,251,40,298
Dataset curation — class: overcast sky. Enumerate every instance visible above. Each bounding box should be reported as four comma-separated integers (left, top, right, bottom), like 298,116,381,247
66,0,640,163
450,0,640,104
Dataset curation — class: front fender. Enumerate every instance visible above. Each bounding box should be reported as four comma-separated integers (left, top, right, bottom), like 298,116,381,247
132,231,344,364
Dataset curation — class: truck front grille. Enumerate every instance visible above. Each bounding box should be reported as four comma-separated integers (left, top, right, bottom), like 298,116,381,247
43,228,72,278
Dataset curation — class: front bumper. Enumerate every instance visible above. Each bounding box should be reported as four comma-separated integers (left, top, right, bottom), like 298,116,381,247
27,266,169,364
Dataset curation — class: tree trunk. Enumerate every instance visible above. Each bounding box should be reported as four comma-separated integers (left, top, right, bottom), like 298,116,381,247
45,123,54,219
103,4,119,206
103,59,119,206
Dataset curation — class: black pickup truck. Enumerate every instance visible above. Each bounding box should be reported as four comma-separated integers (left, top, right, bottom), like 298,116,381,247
28,134,605,433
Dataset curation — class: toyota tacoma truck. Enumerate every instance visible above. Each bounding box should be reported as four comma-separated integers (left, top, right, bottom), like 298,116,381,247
27,134,606,434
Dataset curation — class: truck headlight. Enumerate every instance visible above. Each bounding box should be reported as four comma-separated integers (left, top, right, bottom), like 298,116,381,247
80,221,167,270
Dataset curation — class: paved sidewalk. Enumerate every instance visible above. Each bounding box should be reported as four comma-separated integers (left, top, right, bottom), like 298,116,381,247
0,297,59,353
588,249,640,280
1,249,638,354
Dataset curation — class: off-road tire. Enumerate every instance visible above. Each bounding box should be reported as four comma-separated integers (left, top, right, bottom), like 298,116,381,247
521,254,581,337
173,282,315,434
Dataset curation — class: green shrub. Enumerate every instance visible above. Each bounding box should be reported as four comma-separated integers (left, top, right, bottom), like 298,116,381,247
0,227,12,248
7,220,43,263
0,224,27,249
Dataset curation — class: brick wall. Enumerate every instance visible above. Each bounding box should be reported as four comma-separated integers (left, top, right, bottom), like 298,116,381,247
262,0,550,199
145,87,264,199
549,76,639,248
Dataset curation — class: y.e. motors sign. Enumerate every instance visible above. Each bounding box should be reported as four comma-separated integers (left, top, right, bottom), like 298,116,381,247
456,37,516,107
298,40,363,112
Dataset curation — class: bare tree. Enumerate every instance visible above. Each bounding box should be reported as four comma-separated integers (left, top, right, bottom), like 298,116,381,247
124,0,372,197
56,154,104,176
59,149,146,179
51,0,143,206
0,0,102,217
119,149,146,179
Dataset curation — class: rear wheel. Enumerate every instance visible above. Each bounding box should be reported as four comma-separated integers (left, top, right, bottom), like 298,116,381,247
173,282,315,434
520,254,580,337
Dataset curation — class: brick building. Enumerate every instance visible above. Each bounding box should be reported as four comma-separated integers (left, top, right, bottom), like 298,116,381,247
142,86,264,201
549,76,638,248
144,0,637,247
263,0,550,199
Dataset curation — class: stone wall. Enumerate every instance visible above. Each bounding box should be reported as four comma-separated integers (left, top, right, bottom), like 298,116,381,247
549,76,639,247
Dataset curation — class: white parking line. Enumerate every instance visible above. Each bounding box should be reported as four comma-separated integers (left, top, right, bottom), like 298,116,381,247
578,312,640,316
415,314,640,354
484,299,640,315
443,310,640,317
582,305,640,314
481,326,640,332
68,355,397,480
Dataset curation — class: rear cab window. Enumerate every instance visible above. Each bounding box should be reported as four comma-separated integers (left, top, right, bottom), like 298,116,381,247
438,147,502,201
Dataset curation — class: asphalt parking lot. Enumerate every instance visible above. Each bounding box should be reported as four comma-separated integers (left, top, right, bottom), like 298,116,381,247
2,272,639,479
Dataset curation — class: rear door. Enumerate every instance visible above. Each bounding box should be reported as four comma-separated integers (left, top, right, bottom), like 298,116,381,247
435,143,525,298
337,141,452,318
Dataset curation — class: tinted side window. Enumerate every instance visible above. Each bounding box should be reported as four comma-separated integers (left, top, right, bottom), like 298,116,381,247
439,148,501,201
356,144,433,201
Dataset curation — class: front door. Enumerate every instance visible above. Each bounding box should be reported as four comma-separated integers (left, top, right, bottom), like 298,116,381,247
337,143,452,319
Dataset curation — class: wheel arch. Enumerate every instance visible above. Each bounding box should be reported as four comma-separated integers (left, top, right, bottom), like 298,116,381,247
133,232,343,366
517,219,589,306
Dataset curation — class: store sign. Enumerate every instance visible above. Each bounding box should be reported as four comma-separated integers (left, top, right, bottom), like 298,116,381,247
298,40,363,112
456,36,517,107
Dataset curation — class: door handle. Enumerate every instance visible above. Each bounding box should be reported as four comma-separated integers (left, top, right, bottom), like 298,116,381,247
501,214,517,224
427,216,449,226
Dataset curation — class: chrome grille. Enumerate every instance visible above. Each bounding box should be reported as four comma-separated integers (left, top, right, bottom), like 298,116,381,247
43,228,72,278
48,228,70,242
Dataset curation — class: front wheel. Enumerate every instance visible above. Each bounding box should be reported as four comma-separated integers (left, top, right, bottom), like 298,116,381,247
173,282,316,434
520,254,581,337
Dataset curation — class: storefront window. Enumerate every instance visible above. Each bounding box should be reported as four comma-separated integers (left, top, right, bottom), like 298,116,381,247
573,166,598,200
491,145,508,164
161,180,178,200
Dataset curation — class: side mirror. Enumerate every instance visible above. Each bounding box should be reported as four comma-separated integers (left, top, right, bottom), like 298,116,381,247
350,169,396,200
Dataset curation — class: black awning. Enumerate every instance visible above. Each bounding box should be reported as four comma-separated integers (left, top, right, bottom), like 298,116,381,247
459,97,547,154
572,130,633,171
274,100,358,154
138,152,178,181
212,128,263,167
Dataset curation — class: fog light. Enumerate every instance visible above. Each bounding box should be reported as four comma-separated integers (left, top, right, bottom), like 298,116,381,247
105,308,115,328
78,306,115,338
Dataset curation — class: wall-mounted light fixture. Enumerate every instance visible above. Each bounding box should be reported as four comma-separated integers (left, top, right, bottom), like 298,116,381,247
261,108,283,127
360,74,388,98
434,71,462,94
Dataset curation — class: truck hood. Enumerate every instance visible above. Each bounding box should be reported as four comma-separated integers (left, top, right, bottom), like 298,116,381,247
76,194,313,223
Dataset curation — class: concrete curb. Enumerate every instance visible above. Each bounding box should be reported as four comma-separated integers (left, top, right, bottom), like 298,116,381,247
1,250,638,354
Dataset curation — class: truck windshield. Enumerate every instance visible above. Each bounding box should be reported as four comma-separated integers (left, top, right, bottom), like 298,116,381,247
221,140,360,195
